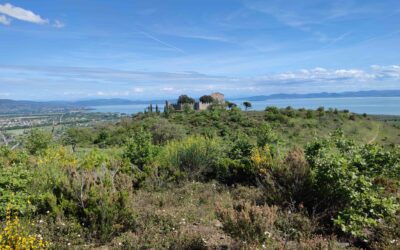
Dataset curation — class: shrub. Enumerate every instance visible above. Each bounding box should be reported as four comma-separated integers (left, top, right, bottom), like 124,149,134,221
33,147,136,242
0,166,35,217
276,210,314,241
306,110,314,119
305,135,400,240
216,202,278,246
256,123,280,156
62,127,94,151
157,135,223,182
265,106,280,114
148,118,187,144
25,128,52,155
0,205,49,249
252,147,312,207
124,128,157,170
0,147,34,216
217,135,257,185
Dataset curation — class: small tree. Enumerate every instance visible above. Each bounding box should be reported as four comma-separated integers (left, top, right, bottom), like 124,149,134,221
257,123,280,156
177,95,195,105
199,95,214,103
243,101,252,111
124,129,157,170
25,128,52,155
62,127,93,152
226,101,237,110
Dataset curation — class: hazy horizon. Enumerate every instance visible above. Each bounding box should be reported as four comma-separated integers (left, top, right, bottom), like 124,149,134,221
1,88,400,102
1,1,399,100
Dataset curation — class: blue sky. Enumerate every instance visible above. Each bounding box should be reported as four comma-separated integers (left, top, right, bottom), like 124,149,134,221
0,0,399,100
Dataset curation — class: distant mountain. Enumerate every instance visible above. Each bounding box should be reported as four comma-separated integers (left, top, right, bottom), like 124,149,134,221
237,90,400,101
0,99,82,114
0,98,165,114
72,98,165,106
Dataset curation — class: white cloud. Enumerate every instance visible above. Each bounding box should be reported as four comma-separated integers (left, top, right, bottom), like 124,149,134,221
96,90,130,97
53,20,65,28
256,67,377,83
0,14,10,25
0,3,48,24
133,87,144,93
371,65,400,78
1,64,399,99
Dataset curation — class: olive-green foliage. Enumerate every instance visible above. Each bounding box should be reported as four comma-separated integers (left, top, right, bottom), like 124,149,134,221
256,123,280,155
158,135,224,182
145,117,187,145
124,128,157,170
218,135,258,185
0,146,34,216
32,147,135,242
24,128,52,155
305,131,400,239
62,127,94,151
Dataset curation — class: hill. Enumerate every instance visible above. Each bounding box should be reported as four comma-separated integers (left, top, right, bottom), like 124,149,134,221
1,106,400,249
238,89,400,101
0,99,83,114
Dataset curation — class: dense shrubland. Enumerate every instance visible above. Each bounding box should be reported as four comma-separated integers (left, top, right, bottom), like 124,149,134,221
0,107,399,249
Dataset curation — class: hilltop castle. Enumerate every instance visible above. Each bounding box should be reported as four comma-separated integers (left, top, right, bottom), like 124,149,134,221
165,92,225,111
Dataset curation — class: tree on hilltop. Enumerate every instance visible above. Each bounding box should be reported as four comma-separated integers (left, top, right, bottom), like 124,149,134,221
177,95,195,104
199,95,214,103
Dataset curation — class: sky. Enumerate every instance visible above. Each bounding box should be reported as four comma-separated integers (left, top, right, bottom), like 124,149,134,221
0,0,399,100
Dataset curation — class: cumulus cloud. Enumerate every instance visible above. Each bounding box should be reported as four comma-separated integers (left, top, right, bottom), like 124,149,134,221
255,67,377,84
0,15,10,25
1,64,399,99
370,65,400,79
0,3,48,24
0,3,65,27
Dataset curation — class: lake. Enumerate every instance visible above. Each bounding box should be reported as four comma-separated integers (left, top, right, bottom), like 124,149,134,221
89,97,400,116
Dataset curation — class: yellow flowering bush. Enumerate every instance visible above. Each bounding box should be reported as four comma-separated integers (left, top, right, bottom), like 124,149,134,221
251,144,273,174
0,206,49,249
37,146,77,168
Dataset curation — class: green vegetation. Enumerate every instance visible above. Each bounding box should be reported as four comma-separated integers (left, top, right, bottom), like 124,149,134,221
243,101,252,110
177,95,195,104
0,106,399,249
199,95,215,103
